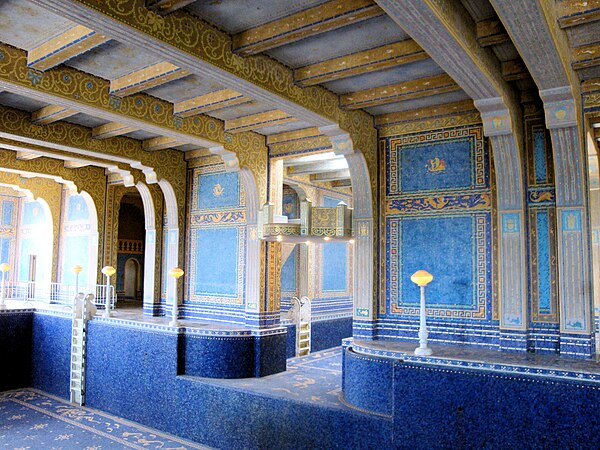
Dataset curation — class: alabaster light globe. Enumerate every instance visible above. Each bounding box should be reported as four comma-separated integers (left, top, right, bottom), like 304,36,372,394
411,270,433,287
101,266,116,277
72,264,83,274
0,263,10,273
168,267,184,279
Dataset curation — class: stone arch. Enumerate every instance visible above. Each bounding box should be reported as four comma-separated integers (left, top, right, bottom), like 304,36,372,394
239,167,261,325
135,181,158,313
157,179,179,314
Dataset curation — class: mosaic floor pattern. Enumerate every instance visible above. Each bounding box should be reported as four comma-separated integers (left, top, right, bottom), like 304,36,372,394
0,389,211,449
189,347,345,409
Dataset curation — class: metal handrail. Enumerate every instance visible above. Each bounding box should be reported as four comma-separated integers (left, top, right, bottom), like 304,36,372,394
2,281,116,309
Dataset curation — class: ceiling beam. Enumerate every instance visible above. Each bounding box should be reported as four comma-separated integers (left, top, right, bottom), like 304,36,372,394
232,0,384,57
92,122,138,139
28,24,110,71
225,110,297,134
341,74,461,110
572,43,600,70
332,179,352,188
64,161,89,169
174,89,251,117
0,42,226,151
476,19,511,47
16,151,43,161
501,59,529,81
557,0,600,28
287,158,348,175
31,105,78,125
310,169,351,182
267,127,323,145
294,39,427,87
375,99,477,127
142,136,182,151
110,61,190,97
146,0,196,15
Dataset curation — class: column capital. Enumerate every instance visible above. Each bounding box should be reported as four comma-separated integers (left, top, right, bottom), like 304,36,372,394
474,97,514,137
540,86,578,129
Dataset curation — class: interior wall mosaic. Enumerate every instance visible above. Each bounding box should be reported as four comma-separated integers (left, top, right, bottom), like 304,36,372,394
184,161,247,323
0,193,21,274
525,116,559,352
380,125,495,344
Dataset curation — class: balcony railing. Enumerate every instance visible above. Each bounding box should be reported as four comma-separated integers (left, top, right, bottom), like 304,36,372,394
2,281,116,309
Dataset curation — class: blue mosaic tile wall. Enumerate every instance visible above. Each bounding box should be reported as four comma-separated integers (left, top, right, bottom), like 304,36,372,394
31,313,71,399
526,119,559,352
0,194,18,270
285,317,353,358
116,252,143,292
380,125,494,345
184,163,247,324
0,312,32,391
84,321,390,449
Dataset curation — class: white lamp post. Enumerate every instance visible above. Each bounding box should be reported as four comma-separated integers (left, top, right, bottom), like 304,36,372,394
168,267,184,327
101,265,116,318
411,270,434,356
0,263,10,309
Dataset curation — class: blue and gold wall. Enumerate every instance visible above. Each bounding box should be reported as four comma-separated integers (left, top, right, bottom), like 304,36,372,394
59,191,93,287
525,112,559,352
183,161,247,324
0,191,20,273
379,125,495,345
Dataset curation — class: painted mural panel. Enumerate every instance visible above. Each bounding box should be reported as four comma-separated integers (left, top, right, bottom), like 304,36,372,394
22,201,46,226
61,235,90,285
0,236,10,263
66,194,90,222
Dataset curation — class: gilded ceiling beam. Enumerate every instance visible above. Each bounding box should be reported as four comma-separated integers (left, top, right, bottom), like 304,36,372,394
341,74,461,110
142,136,182,151
146,0,196,15
232,0,384,56
92,122,138,139
174,89,251,117
557,0,600,28
375,99,477,127
310,169,351,182
476,19,511,47
572,43,600,70
28,24,110,71
583,78,600,94
110,62,190,97
294,39,427,87
332,179,352,188
225,110,297,134
266,127,323,145
31,104,78,125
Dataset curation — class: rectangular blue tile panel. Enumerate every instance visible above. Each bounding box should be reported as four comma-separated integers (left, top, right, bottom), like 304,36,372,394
1,200,14,226
282,190,299,219
399,216,474,309
399,139,472,192
533,128,548,184
322,242,348,292
66,194,90,222
22,201,46,226
281,246,297,292
61,235,89,285
197,172,240,210
536,211,551,314
323,195,343,208
0,236,10,265
18,237,36,281
194,227,240,297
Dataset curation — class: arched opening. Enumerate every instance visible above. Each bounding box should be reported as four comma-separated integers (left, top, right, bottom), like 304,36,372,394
116,191,145,307
124,258,141,300
17,198,53,299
